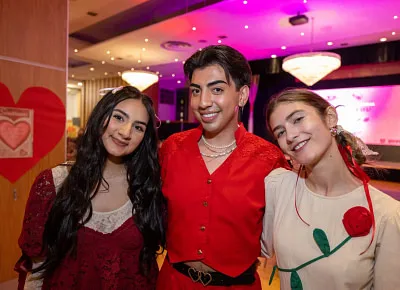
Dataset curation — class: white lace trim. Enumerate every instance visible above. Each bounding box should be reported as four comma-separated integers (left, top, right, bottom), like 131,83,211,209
51,165,133,234
51,166,69,193
84,200,133,234
24,261,43,289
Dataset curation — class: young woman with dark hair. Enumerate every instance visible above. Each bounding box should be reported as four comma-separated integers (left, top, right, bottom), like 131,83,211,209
15,86,165,289
262,88,400,290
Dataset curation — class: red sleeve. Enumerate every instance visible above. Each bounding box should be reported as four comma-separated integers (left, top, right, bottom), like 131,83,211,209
18,169,56,258
273,149,291,171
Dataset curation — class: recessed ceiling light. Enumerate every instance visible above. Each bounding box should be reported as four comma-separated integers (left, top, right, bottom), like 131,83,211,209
192,27,196,31
303,0,307,3
300,32,305,36
156,71,159,75
142,48,146,51
78,82,83,86
199,48,202,51
218,40,222,44
71,74,75,78
281,46,287,50
160,74,163,77
90,67,94,71
138,60,142,63
101,61,105,64
175,58,179,62
394,15,398,19
244,25,249,29
74,49,78,53
392,32,396,35
271,54,277,58
177,80,181,84
106,50,111,54
146,66,150,70
243,0,248,4
145,38,149,42
110,57,115,61
131,68,135,71
380,37,387,42
182,60,185,64
172,74,175,77
327,41,333,46
104,72,108,76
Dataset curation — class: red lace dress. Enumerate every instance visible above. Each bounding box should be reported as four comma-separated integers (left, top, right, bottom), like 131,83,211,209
15,166,158,290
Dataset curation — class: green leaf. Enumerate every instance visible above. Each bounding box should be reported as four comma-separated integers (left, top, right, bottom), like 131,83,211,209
290,271,303,290
313,228,331,256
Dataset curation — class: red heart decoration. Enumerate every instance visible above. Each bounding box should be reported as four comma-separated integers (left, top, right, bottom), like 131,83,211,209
0,82,65,183
0,120,31,150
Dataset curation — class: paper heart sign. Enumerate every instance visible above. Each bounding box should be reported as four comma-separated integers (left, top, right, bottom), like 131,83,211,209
0,82,65,183
0,120,32,150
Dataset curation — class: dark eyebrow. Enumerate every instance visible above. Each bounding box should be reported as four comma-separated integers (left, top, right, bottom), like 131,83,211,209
271,110,304,133
114,109,148,126
190,80,228,89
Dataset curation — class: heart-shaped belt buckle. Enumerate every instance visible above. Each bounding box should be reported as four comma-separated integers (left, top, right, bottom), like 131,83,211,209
188,267,201,282
200,272,213,286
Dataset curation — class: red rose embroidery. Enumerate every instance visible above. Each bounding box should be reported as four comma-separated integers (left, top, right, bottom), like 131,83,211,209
342,206,372,237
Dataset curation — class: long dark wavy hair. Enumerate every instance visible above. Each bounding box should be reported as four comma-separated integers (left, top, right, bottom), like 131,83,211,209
34,86,165,278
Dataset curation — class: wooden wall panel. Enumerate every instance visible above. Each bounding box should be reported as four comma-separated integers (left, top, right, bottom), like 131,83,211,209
325,61,400,80
0,0,68,68
0,0,67,282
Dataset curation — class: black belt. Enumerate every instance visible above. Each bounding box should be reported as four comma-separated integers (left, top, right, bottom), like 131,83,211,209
172,262,257,286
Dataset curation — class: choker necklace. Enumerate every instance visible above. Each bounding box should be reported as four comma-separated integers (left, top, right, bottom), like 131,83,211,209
200,146,237,158
201,135,236,149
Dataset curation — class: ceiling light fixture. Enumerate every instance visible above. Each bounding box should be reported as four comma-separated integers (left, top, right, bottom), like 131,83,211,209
71,74,75,78
282,17,341,86
175,58,179,62
281,46,287,50
172,74,175,77
327,41,333,46
243,0,248,4
90,67,95,71
74,49,78,53
380,37,387,42
192,27,197,31
271,54,277,58
101,61,105,64
110,57,115,61
394,15,398,20
106,50,111,54
218,40,222,44
244,25,249,29
145,38,149,42
121,70,159,92
301,32,305,36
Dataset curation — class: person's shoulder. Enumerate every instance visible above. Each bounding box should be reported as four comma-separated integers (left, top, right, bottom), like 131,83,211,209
264,167,294,183
369,185,400,219
162,128,198,152
241,132,284,160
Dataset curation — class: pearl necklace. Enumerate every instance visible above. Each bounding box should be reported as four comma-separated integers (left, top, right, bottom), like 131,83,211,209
200,146,237,158
201,135,236,149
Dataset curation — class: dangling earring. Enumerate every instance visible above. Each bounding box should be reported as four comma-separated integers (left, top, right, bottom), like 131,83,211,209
330,127,337,137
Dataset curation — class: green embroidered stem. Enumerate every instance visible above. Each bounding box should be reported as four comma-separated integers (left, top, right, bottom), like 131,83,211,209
330,236,352,255
268,236,353,286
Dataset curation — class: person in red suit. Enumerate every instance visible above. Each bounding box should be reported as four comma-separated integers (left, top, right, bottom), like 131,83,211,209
157,45,288,289
15,86,165,289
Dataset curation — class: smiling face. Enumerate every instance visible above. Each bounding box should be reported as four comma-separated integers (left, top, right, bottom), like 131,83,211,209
189,64,248,136
269,101,337,167
101,98,149,162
